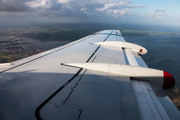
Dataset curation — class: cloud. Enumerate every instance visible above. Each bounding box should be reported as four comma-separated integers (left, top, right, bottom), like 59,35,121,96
80,7,88,14
107,8,133,17
26,0,53,10
61,4,74,12
95,0,146,17
0,0,146,18
154,9,165,13
96,1,145,12
57,0,73,4
0,0,148,24
155,16,164,20
142,9,167,20
0,0,32,12
49,3,62,11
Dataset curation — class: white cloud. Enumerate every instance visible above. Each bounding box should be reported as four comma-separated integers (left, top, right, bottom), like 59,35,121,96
155,16,164,20
57,0,73,4
26,0,52,9
147,12,154,18
1,0,146,19
140,9,167,20
80,7,88,14
107,8,133,17
95,0,146,18
0,0,151,24
154,9,165,13
96,3,116,12
96,1,146,13
62,3,74,11
80,7,87,12
138,13,145,16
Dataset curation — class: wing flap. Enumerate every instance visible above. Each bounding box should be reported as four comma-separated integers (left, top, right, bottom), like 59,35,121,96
124,46,180,120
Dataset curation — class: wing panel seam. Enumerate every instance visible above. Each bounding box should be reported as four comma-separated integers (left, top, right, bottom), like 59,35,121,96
35,31,113,120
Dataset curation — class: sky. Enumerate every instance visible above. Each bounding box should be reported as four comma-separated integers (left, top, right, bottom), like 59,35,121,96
0,0,180,27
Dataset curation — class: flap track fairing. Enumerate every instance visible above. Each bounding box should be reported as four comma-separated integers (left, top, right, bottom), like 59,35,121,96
61,63,175,89
91,41,147,55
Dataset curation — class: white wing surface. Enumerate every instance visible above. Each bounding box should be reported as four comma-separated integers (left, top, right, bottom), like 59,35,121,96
0,30,179,120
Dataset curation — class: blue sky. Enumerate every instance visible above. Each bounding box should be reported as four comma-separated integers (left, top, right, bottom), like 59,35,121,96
0,0,180,27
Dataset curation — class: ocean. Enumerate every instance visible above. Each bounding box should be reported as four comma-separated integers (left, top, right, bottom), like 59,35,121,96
125,34,180,90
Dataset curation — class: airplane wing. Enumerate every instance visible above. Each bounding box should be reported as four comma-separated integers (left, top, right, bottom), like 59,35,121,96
0,30,179,120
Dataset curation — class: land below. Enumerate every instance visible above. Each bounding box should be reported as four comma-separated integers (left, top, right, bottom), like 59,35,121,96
0,26,179,63
166,87,180,111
